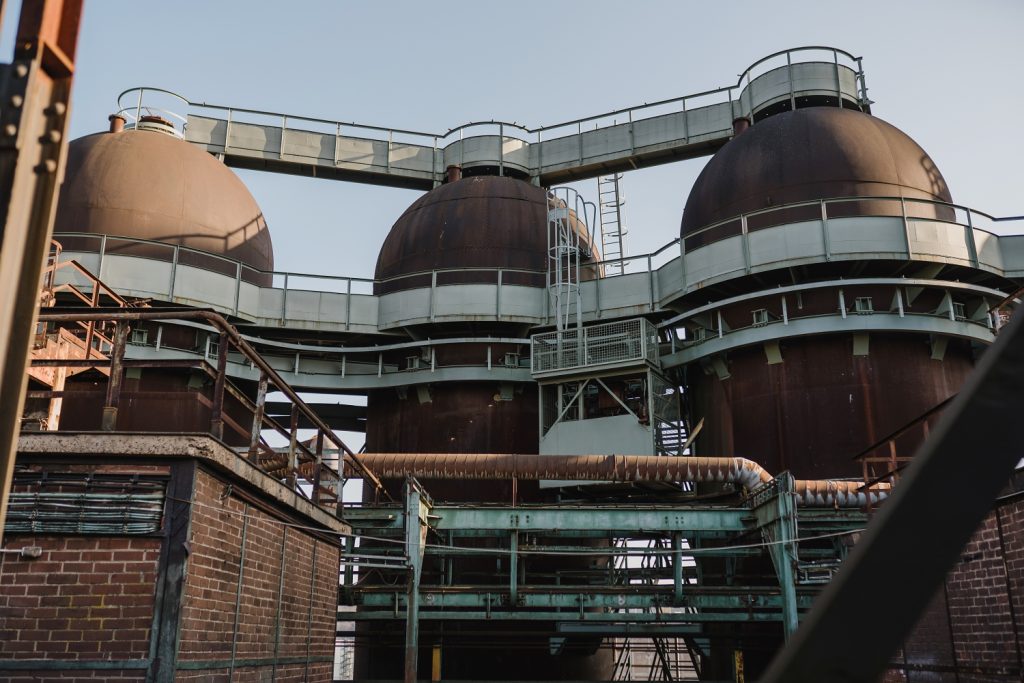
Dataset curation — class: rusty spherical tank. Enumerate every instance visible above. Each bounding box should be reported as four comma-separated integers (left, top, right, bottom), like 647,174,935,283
54,129,274,276
681,107,953,242
680,105,970,481
375,175,596,293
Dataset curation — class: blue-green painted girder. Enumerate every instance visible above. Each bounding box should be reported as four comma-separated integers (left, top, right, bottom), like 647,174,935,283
344,505,752,533
345,609,797,623
347,590,816,611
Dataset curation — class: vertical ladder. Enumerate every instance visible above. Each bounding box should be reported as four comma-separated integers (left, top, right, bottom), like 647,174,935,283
547,187,594,335
598,173,628,276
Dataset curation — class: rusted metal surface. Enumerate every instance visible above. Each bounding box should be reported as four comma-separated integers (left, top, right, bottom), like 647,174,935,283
681,108,954,239
99,321,128,430
53,126,274,275
374,175,596,293
209,331,228,439
33,306,384,498
0,0,82,541
689,334,975,481
345,452,887,507
107,113,125,133
761,308,1024,683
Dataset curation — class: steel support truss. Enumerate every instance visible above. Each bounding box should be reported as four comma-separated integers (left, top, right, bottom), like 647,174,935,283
340,477,865,676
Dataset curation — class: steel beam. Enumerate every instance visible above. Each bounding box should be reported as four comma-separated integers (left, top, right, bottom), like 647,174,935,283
349,591,815,611
762,308,1024,682
348,610,794,624
344,505,751,533
0,0,81,542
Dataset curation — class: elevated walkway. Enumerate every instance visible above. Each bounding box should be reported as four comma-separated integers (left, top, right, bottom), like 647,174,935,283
120,47,869,189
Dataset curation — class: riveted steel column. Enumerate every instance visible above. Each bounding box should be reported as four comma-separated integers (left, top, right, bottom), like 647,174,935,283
0,0,82,541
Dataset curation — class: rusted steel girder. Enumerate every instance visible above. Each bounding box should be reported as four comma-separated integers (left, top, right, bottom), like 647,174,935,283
344,453,888,507
34,306,386,498
0,0,82,542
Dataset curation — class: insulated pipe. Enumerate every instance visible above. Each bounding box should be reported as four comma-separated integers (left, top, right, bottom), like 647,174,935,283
344,453,889,507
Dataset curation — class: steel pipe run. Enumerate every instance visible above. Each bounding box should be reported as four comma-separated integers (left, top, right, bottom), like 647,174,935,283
344,453,889,507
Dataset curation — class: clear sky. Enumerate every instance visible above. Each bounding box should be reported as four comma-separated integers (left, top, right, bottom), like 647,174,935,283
3,0,1021,280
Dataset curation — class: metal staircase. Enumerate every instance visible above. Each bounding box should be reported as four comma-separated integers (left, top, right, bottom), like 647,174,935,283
598,173,628,276
611,538,701,681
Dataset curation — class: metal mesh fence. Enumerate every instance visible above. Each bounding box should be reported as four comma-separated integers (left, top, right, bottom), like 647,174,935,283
532,318,658,374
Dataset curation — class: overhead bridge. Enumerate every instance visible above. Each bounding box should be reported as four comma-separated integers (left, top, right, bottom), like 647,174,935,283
121,47,869,189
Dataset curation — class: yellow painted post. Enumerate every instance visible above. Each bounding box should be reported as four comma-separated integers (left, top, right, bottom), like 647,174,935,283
431,643,442,681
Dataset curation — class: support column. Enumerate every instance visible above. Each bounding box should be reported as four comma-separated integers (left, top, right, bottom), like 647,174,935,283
753,472,799,639
404,478,431,683
100,321,128,431
147,459,196,682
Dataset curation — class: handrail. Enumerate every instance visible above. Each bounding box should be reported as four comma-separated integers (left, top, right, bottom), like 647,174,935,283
52,194,1024,302
738,46,861,84
115,87,190,132
35,307,388,501
683,194,1024,245
117,45,866,148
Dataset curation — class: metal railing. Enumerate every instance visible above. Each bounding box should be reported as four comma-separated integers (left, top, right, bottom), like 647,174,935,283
114,46,867,159
51,196,1024,330
29,307,388,508
532,317,658,374
115,87,189,137
682,195,1024,256
50,231,680,322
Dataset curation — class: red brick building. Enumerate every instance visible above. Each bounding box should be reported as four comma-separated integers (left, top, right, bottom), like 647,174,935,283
0,434,344,682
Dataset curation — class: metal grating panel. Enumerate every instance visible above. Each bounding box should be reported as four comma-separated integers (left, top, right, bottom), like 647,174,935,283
532,318,659,375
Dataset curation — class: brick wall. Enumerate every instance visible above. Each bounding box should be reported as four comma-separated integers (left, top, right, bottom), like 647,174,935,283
2,455,341,682
890,492,1024,682
176,468,339,681
0,536,161,682
945,496,1024,682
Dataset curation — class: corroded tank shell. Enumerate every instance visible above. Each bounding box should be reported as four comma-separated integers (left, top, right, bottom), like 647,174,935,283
678,108,972,480
375,175,596,293
681,107,953,239
54,129,274,273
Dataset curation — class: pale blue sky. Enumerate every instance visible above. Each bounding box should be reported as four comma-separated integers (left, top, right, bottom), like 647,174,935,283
4,0,1022,279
